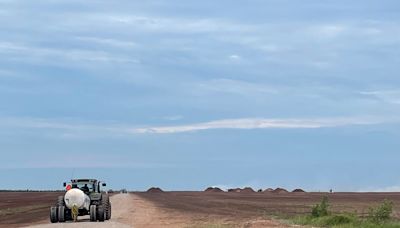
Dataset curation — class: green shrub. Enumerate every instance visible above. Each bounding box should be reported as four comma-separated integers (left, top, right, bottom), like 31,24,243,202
367,200,393,223
312,196,330,217
323,214,355,226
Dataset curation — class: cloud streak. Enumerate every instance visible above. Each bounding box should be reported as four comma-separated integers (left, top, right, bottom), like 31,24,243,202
0,116,391,136
133,117,386,134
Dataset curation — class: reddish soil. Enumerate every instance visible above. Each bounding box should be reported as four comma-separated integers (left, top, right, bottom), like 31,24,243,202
0,191,62,228
137,191,400,221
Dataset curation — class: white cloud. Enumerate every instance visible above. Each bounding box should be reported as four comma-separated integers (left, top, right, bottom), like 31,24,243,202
75,36,137,48
0,41,140,66
197,78,278,95
105,15,252,33
132,117,386,134
312,25,346,38
163,115,184,121
360,90,400,104
229,54,241,60
0,116,392,136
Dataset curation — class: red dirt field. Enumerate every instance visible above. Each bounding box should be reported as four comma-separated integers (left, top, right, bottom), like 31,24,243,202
3,191,400,227
136,191,400,225
0,192,62,228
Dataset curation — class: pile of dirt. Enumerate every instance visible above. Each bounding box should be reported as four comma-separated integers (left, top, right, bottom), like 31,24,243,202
272,188,288,194
147,187,164,193
263,188,274,192
241,187,255,193
292,188,306,193
228,188,241,193
204,187,224,193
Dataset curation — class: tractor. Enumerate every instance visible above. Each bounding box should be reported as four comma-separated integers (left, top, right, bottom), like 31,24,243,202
50,179,111,223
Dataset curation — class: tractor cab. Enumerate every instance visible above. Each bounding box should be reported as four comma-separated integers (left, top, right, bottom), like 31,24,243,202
63,179,106,195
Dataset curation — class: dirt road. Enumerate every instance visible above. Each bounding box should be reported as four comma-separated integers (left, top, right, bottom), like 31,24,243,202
25,194,132,228
23,193,291,228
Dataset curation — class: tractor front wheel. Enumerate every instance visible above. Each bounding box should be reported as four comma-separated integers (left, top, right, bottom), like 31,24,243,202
97,205,105,222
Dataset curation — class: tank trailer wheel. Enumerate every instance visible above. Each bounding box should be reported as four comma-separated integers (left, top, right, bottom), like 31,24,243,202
58,206,65,223
50,206,58,223
97,205,105,222
90,205,97,222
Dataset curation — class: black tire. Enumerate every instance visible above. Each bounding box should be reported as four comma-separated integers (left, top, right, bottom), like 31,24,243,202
97,205,105,222
90,205,97,222
107,204,111,220
65,209,72,221
101,194,111,220
57,196,65,206
50,206,58,223
58,206,65,223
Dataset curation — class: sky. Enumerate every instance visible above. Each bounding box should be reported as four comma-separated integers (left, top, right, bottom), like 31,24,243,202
1,0,400,191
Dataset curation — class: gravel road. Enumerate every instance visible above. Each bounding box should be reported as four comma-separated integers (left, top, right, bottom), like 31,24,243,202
25,194,133,228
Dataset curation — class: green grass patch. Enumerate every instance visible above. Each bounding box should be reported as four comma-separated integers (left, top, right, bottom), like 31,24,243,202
186,224,233,228
290,197,400,228
292,214,400,228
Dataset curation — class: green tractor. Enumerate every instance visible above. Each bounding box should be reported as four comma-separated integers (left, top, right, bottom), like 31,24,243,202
50,179,111,223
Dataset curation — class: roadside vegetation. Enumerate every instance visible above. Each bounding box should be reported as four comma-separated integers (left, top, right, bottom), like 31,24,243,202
292,196,400,228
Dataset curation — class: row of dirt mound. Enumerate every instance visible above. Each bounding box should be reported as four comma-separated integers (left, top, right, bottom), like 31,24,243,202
226,187,256,193
208,187,306,193
146,186,305,193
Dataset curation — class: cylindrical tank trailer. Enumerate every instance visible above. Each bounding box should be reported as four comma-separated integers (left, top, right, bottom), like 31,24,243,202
64,188,91,211
50,179,111,223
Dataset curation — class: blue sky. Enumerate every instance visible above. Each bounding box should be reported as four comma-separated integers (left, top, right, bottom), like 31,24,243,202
1,0,400,191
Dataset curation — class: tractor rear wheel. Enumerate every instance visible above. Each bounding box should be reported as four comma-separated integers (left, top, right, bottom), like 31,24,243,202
58,206,65,222
90,205,97,222
50,206,58,223
97,205,105,222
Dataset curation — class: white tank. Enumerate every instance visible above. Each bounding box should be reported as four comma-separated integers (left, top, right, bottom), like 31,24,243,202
64,188,90,210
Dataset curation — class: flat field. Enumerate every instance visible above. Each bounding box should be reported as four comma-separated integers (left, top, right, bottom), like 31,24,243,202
2,191,400,227
0,192,61,227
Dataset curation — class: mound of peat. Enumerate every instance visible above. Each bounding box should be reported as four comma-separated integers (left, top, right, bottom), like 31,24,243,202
272,188,288,194
204,187,224,193
147,187,164,193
